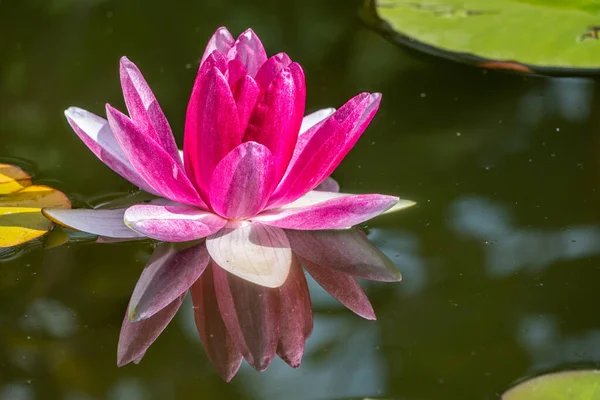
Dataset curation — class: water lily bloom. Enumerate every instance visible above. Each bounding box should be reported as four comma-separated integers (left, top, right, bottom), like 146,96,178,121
44,27,415,380
0,164,70,248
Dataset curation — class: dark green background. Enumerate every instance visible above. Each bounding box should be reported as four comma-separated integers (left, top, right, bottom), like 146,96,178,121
1,0,600,399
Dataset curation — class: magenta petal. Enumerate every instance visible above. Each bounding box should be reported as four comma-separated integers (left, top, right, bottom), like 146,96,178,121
213,265,279,371
254,53,292,89
119,57,182,166
231,75,260,132
106,105,205,207
227,28,267,77
124,204,226,242
64,107,157,195
270,93,381,207
184,66,242,199
200,27,235,67
117,293,184,366
206,221,292,288
42,208,144,239
244,63,306,182
299,108,336,134
191,265,243,382
128,242,210,322
287,228,401,282
277,257,312,368
301,257,376,320
314,176,340,192
255,191,399,230
209,142,276,219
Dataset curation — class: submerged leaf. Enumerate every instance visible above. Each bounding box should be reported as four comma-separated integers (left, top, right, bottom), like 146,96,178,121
367,0,600,74
0,167,71,248
503,370,600,400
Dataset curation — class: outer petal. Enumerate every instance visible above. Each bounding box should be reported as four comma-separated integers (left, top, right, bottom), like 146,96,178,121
128,242,210,322
287,228,402,282
106,105,205,207
301,257,375,320
119,57,182,166
254,53,292,89
209,142,276,219
42,208,144,239
254,191,399,230
124,204,226,242
277,256,312,368
314,176,339,192
213,265,279,371
191,265,243,382
184,66,242,199
117,294,184,366
244,63,305,183
200,27,235,67
270,93,381,207
299,108,336,135
227,28,267,77
206,221,292,288
64,107,157,195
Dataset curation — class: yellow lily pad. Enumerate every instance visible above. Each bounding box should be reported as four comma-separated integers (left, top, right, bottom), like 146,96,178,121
0,164,32,194
0,166,71,248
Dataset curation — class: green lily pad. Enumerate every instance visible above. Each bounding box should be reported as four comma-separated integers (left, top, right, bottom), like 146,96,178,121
503,370,600,400
365,0,600,74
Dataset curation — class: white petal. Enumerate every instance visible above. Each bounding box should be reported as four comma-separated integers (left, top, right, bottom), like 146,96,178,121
42,208,144,238
299,108,335,134
206,221,292,288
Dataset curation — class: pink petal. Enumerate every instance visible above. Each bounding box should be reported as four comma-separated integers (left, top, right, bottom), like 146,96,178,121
42,208,144,239
213,265,279,371
270,93,381,207
64,107,157,195
314,176,339,192
184,65,242,199
244,63,305,183
254,191,399,230
226,28,267,77
301,257,376,320
254,53,292,89
299,108,336,134
206,221,292,288
128,242,210,322
209,142,276,219
286,228,401,282
231,74,260,132
119,57,182,166
117,293,184,366
124,204,227,242
277,257,312,368
191,264,243,382
200,27,235,67
106,105,205,207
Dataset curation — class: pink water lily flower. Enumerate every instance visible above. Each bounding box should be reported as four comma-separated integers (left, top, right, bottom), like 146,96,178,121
44,27,415,380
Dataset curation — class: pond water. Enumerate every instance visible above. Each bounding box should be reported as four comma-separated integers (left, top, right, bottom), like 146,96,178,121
2,0,600,399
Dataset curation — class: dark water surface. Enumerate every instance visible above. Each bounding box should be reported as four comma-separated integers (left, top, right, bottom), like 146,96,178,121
2,0,600,399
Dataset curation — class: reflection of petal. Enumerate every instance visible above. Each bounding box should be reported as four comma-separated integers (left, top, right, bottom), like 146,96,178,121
206,221,292,288
191,265,243,381
42,208,143,239
213,266,279,371
277,257,313,367
301,257,375,320
128,242,210,321
117,294,184,367
287,229,401,282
